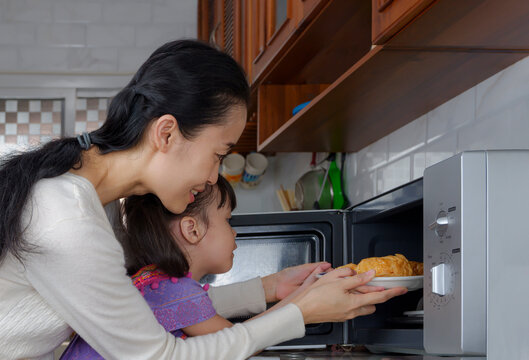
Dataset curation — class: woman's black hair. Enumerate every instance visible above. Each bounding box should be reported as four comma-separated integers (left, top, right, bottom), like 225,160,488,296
122,175,237,278
0,39,249,264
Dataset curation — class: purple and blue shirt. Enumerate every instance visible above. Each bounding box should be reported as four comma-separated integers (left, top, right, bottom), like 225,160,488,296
60,265,216,360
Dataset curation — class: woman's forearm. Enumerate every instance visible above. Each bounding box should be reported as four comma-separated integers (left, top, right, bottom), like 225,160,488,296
208,277,267,318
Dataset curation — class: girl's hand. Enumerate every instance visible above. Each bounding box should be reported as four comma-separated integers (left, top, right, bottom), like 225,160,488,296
292,269,408,324
261,262,332,302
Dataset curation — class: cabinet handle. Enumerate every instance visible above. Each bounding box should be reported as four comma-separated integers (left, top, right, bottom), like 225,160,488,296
209,22,221,49
378,0,394,12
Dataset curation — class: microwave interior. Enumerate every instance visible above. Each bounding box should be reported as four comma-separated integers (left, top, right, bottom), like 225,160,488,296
202,214,344,346
348,180,424,351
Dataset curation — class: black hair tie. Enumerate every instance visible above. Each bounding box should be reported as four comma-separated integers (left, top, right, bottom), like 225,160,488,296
77,132,92,150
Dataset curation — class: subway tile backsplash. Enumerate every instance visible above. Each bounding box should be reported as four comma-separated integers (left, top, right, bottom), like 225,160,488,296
345,54,529,206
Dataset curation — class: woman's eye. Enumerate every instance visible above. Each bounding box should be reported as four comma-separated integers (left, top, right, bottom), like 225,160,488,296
217,153,227,162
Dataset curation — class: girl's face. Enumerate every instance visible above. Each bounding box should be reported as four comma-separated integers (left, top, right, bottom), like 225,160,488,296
147,105,246,214
197,198,237,274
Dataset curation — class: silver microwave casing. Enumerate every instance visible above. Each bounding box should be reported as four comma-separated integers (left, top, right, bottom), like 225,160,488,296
423,150,529,357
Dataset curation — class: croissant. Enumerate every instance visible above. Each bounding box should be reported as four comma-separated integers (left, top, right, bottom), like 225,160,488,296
336,263,357,272
338,254,422,277
409,261,423,275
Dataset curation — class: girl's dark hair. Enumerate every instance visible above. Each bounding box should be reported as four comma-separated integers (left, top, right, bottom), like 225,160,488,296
122,175,237,278
0,39,249,264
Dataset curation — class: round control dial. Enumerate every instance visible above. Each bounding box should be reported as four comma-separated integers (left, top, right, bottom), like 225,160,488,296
428,210,448,237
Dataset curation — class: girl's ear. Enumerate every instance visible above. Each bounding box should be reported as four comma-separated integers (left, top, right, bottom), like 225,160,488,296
179,216,205,245
149,114,182,153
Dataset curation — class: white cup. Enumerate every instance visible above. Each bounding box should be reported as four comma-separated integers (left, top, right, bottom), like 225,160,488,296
241,153,268,188
221,153,245,185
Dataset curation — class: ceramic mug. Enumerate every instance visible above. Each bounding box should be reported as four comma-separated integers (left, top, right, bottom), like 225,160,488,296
241,152,268,188
221,153,245,185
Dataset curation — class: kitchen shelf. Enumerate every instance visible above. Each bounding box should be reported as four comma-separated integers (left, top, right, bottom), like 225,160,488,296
257,0,529,152
258,46,528,152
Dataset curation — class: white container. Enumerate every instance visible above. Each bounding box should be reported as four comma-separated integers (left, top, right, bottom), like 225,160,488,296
241,152,268,189
221,153,245,185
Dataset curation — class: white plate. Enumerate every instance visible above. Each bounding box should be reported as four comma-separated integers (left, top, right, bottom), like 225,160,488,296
315,273,423,291
403,310,424,317
367,275,423,291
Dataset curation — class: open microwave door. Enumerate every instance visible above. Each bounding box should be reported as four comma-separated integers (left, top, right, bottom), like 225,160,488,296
346,179,424,353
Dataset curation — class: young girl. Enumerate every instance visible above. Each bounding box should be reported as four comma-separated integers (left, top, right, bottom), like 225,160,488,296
61,175,311,359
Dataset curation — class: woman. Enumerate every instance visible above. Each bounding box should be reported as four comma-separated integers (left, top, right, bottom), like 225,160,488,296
0,40,406,360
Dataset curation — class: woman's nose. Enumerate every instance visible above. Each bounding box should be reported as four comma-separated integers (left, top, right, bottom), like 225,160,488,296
207,164,220,185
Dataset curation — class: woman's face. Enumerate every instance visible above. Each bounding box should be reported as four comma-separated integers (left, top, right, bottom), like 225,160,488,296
147,105,246,214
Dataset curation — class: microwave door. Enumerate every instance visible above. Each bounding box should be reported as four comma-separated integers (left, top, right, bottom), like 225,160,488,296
204,210,346,347
345,179,424,352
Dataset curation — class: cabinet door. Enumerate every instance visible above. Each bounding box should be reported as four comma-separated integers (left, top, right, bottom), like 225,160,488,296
372,0,434,44
251,0,328,83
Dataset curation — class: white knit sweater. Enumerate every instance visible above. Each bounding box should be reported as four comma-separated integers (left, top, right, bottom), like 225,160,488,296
0,173,305,360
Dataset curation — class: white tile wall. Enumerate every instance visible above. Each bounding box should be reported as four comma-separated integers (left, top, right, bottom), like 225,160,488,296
388,115,426,161
4,0,54,23
0,23,36,45
53,2,103,23
0,0,197,74
0,49,18,71
68,48,119,72
19,47,70,72
346,54,529,206
102,2,152,24
234,55,529,213
36,24,86,47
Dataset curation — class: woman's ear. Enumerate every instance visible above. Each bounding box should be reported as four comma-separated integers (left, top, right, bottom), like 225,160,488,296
150,114,181,153
179,216,205,245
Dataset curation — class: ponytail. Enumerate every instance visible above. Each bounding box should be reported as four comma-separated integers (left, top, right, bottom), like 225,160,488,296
0,138,83,262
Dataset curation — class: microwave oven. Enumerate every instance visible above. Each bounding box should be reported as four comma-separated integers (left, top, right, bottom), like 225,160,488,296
203,150,529,358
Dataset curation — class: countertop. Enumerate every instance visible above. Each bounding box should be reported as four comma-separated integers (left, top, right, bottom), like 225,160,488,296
249,348,486,360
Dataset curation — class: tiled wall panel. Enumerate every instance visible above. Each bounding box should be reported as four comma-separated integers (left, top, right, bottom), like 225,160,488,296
0,99,63,152
75,98,108,133
0,0,197,74
344,54,529,207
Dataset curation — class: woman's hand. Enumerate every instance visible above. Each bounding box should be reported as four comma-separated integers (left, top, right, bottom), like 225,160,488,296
292,269,407,324
261,262,332,303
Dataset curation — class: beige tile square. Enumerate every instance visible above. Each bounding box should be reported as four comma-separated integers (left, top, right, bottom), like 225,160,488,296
30,113,41,123
17,124,29,134
53,112,61,123
17,100,29,112
76,110,87,122
41,123,52,135
6,113,17,123
41,100,53,112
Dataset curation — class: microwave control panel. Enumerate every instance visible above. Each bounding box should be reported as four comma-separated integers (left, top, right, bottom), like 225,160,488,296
423,152,486,356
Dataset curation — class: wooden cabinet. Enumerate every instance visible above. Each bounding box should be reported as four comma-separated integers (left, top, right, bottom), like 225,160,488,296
371,0,434,44
198,0,244,66
199,0,328,83
199,0,529,153
198,0,256,153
